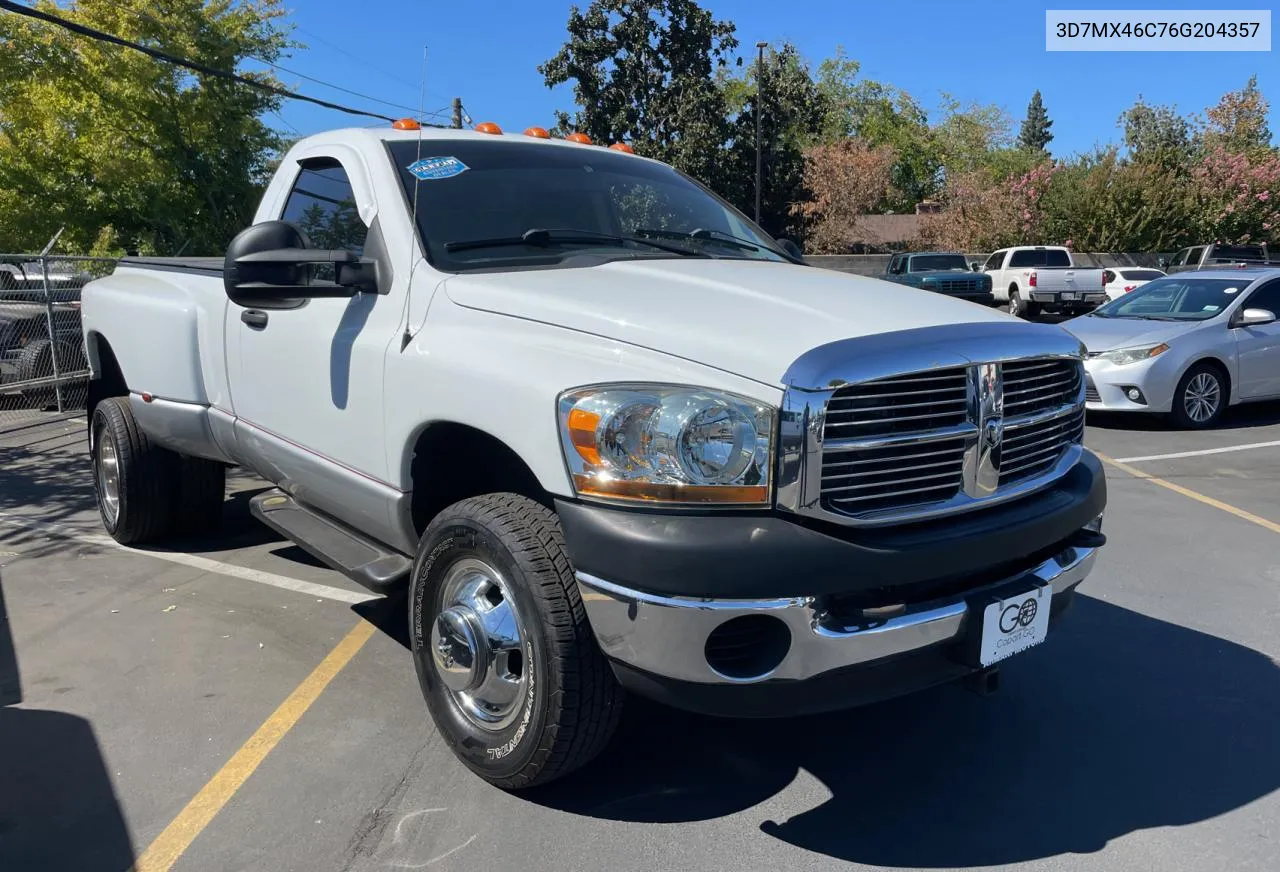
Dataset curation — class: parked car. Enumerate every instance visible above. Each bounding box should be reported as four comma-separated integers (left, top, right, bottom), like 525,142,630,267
1063,268,1280,428
1161,243,1275,274
80,121,1108,788
882,251,994,304
1102,267,1165,301
981,246,1108,318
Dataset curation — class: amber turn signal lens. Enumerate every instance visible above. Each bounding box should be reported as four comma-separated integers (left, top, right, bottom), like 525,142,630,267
566,408,602,465
474,121,503,135
565,132,592,144
573,475,768,505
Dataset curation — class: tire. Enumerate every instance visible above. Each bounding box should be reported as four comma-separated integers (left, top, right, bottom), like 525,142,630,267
1171,362,1227,429
91,396,179,544
1007,285,1040,320
175,455,226,534
409,493,622,789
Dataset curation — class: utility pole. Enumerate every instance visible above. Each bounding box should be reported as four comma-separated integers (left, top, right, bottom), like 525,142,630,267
754,41,767,226
451,97,463,129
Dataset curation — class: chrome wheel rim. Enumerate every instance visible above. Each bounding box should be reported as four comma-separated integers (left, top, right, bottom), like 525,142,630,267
95,428,121,525
1184,372,1221,423
431,558,529,732
1009,292,1021,316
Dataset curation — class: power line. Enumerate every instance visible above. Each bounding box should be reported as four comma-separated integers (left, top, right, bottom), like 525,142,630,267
294,24,449,102
0,0,422,124
111,3,439,120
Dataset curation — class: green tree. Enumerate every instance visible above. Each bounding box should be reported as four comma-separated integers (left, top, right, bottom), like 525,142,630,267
1118,98,1194,166
538,0,738,189
717,43,827,238
1016,90,1053,152
1203,75,1273,155
933,94,1016,177
0,0,292,255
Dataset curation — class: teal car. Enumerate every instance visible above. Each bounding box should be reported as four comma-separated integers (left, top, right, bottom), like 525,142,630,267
883,252,994,304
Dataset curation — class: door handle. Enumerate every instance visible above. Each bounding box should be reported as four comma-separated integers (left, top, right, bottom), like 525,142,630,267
241,309,269,329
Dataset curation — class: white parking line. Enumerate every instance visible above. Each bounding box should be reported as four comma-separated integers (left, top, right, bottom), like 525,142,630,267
1113,439,1280,464
0,512,378,605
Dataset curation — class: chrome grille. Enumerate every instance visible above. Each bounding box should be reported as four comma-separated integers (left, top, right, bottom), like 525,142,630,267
1003,359,1080,415
1000,408,1086,486
822,437,967,515
815,357,1085,522
824,367,967,438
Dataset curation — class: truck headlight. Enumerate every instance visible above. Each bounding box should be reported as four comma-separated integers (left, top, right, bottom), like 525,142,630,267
558,385,775,505
1098,343,1169,366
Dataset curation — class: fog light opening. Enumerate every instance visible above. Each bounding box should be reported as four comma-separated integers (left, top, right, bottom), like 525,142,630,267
1123,386,1147,405
704,615,791,681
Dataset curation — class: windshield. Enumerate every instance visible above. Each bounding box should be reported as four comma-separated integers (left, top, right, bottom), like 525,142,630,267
388,139,790,272
1009,249,1072,268
910,254,969,272
1091,277,1245,321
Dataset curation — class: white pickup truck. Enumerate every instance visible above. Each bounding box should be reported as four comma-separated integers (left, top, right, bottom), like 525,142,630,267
80,122,1107,788
981,246,1108,318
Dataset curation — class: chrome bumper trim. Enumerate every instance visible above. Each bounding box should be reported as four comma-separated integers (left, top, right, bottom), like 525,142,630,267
576,545,1097,685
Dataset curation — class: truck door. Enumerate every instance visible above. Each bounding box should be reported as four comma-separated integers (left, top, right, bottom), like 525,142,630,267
225,152,406,541
1234,279,1280,399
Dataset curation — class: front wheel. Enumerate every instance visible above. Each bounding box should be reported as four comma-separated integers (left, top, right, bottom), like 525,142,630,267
1172,363,1227,429
409,494,622,789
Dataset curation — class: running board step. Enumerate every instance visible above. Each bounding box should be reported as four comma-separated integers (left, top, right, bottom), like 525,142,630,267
249,489,411,593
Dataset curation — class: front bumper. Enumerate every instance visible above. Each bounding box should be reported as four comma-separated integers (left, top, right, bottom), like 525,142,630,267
1084,356,1176,413
577,541,1095,686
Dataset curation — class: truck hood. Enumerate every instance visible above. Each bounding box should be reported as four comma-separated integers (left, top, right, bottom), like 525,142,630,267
1061,314,1203,352
442,259,1017,385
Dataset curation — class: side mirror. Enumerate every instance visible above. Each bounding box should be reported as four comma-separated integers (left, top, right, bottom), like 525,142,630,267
776,238,803,261
969,262,981,272
223,220,378,306
1233,307,1278,328
1157,257,1168,268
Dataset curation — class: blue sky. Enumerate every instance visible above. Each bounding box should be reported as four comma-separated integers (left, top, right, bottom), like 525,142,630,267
267,0,1277,157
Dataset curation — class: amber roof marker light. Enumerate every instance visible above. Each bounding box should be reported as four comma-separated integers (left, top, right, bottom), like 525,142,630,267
475,121,503,135
565,132,593,144
524,126,551,138
392,118,421,130
609,142,634,153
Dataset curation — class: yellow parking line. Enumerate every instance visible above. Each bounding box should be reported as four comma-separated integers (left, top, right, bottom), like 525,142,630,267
1096,452,1280,535
131,619,377,872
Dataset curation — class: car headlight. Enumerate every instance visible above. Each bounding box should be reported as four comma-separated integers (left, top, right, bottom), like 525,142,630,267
1098,343,1169,366
558,384,776,505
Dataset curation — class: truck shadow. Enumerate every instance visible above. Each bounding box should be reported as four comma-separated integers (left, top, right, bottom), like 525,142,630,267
0,576,136,870
527,595,1280,867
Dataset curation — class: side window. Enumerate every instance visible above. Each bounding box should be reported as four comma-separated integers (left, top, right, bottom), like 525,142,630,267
887,255,899,274
281,159,367,280
1187,246,1205,266
1243,280,1280,314
895,256,907,274
984,250,1005,270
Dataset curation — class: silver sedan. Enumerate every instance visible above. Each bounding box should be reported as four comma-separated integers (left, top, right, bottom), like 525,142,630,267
1062,268,1280,428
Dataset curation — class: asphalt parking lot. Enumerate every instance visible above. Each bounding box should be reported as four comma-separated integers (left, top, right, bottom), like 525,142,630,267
3,403,1279,872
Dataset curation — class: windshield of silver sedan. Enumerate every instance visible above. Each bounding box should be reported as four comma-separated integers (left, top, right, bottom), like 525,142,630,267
389,139,793,272
1091,277,1244,321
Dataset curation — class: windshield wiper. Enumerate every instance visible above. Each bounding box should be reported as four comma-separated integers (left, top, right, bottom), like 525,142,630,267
633,227,763,253
444,228,707,257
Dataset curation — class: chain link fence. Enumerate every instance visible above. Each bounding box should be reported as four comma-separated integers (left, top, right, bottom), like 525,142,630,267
0,254,118,432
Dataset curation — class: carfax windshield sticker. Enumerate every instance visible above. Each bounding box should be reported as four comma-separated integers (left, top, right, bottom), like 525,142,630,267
1203,305,1221,311
407,156,469,180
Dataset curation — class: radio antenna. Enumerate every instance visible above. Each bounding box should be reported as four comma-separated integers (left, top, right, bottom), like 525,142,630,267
401,45,428,351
